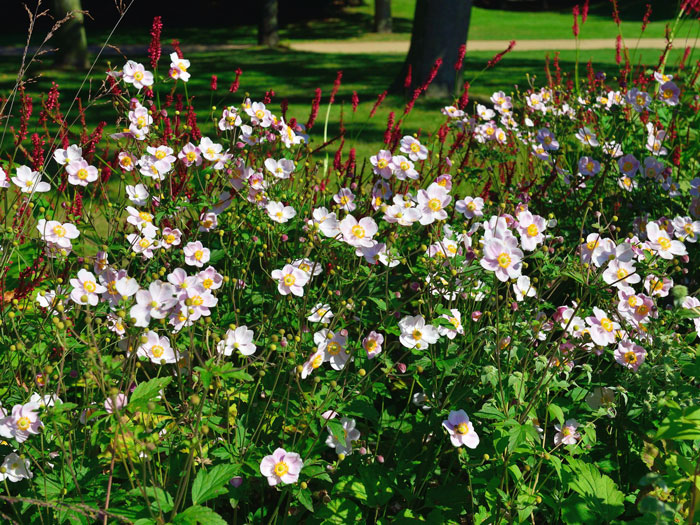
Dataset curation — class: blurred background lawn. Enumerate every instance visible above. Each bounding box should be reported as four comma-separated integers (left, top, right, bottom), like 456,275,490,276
0,0,695,160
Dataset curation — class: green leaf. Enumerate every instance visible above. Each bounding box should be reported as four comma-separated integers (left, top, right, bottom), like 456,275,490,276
296,487,314,512
326,419,346,443
655,406,700,441
172,505,227,525
130,377,172,404
567,461,625,520
316,497,363,523
548,403,565,425
368,297,387,311
191,464,237,505
128,486,174,513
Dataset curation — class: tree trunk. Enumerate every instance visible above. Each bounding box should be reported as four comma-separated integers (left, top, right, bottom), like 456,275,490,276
258,0,280,47
52,0,89,69
374,0,392,33
391,0,472,98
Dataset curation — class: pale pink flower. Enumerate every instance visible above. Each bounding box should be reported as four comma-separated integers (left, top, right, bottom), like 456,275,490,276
442,410,479,448
259,448,303,486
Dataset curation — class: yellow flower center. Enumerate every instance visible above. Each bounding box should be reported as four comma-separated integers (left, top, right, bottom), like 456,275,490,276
16,417,31,431
274,461,289,477
202,278,214,289
327,342,342,355
283,274,296,287
139,238,152,249
351,225,366,239
139,211,153,222
77,169,89,180
155,150,166,160
194,250,204,261
134,71,144,81
400,161,410,171
428,198,442,212
624,351,637,364
526,224,539,237
410,143,420,153
412,329,422,341
497,253,511,268
84,281,96,293
53,225,66,237
636,304,649,316
255,110,265,119
616,268,629,279
312,353,323,369
191,296,203,306
151,345,164,358
601,318,614,332
365,340,377,352
455,422,469,435
377,159,388,169
586,240,598,250
658,237,671,251
467,202,476,211
165,234,176,244
186,151,196,161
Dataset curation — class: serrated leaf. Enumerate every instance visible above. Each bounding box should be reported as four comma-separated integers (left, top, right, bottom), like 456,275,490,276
191,464,237,505
172,505,227,525
130,377,172,404
567,461,624,520
296,487,314,512
316,497,363,523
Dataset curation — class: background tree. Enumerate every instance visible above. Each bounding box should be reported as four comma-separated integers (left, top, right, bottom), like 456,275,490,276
258,0,280,46
392,0,472,97
52,0,89,69
374,0,392,33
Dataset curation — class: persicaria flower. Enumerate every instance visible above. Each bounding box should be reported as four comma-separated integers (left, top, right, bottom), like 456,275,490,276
442,410,479,448
260,448,303,486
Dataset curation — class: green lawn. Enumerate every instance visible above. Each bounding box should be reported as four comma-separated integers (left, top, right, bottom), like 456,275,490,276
1,42,690,162
1,1,688,50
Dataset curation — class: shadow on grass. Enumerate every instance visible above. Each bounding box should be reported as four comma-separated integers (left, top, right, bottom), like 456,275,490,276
0,46,681,158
